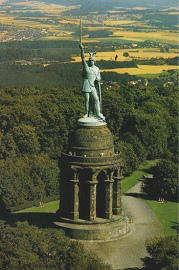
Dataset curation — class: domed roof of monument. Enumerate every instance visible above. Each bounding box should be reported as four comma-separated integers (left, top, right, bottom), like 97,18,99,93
68,122,115,158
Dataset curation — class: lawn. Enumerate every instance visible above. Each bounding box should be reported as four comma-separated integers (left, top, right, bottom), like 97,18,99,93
145,200,178,236
16,200,59,214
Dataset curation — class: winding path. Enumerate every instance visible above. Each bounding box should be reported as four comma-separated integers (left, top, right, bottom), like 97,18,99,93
82,182,164,270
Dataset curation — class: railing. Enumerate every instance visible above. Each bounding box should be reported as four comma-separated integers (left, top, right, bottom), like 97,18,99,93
62,152,121,165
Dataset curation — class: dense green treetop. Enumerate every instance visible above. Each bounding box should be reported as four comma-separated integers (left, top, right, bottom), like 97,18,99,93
144,236,178,270
0,221,112,270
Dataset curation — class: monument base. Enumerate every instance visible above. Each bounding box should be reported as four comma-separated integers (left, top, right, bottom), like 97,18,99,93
77,116,106,127
54,214,129,241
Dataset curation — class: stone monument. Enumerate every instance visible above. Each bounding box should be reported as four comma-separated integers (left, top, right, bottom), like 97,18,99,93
55,37,129,240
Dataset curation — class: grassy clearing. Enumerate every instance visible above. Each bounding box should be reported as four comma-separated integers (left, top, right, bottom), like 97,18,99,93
16,200,59,214
145,200,178,236
122,160,159,194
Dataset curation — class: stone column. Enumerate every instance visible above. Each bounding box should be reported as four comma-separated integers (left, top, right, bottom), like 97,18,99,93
88,180,98,221
113,167,123,215
70,167,79,220
105,171,114,219
113,177,123,215
70,179,79,220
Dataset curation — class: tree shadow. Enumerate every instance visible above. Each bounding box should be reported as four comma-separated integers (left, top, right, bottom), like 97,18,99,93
137,164,155,175
4,212,58,229
170,221,179,233
124,192,147,200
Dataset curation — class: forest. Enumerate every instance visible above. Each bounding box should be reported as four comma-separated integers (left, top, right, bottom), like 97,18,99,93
0,8,178,269
0,37,178,216
0,72,177,212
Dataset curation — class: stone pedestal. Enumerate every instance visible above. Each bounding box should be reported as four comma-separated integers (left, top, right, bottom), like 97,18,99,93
56,117,128,240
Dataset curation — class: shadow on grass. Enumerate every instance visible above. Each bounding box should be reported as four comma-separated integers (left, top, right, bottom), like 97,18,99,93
170,221,179,233
5,212,57,229
121,256,155,270
137,161,157,175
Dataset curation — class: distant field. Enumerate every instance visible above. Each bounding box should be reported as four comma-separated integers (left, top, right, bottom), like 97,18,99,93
0,16,14,25
72,48,178,62
112,30,178,45
103,20,152,29
60,19,80,25
103,20,138,25
10,1,77,14
101,65,179,75
0,0,8,4
1,3,178,46
72,52,131,62
125,48,178,59
168,12,179,15
39,36,74,40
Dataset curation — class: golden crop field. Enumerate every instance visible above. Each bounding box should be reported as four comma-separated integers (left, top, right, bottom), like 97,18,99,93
11,1,77,14
112,30,178,45
0,0,8,4
73,53,131,62
40,36,74,41
72,48,178,62
0,16,14,25
119,48,179,59
60,19,80,25
168,12,179,15
103,20,137,25
101,65,179,75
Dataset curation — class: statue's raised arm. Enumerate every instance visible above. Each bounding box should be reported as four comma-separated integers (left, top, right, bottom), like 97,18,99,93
79,43,105,121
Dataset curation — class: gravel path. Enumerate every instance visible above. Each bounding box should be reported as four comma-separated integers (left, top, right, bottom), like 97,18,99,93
82,182,164,270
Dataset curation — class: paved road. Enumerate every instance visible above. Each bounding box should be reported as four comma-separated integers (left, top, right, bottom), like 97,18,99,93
82,182,164,270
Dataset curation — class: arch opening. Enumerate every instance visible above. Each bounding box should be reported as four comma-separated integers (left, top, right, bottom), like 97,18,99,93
78,169,91,220
96,171,106,218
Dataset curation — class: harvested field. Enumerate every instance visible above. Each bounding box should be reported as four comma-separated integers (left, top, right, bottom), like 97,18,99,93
72,48,178,62
112,30,178,45
101,65,179,75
